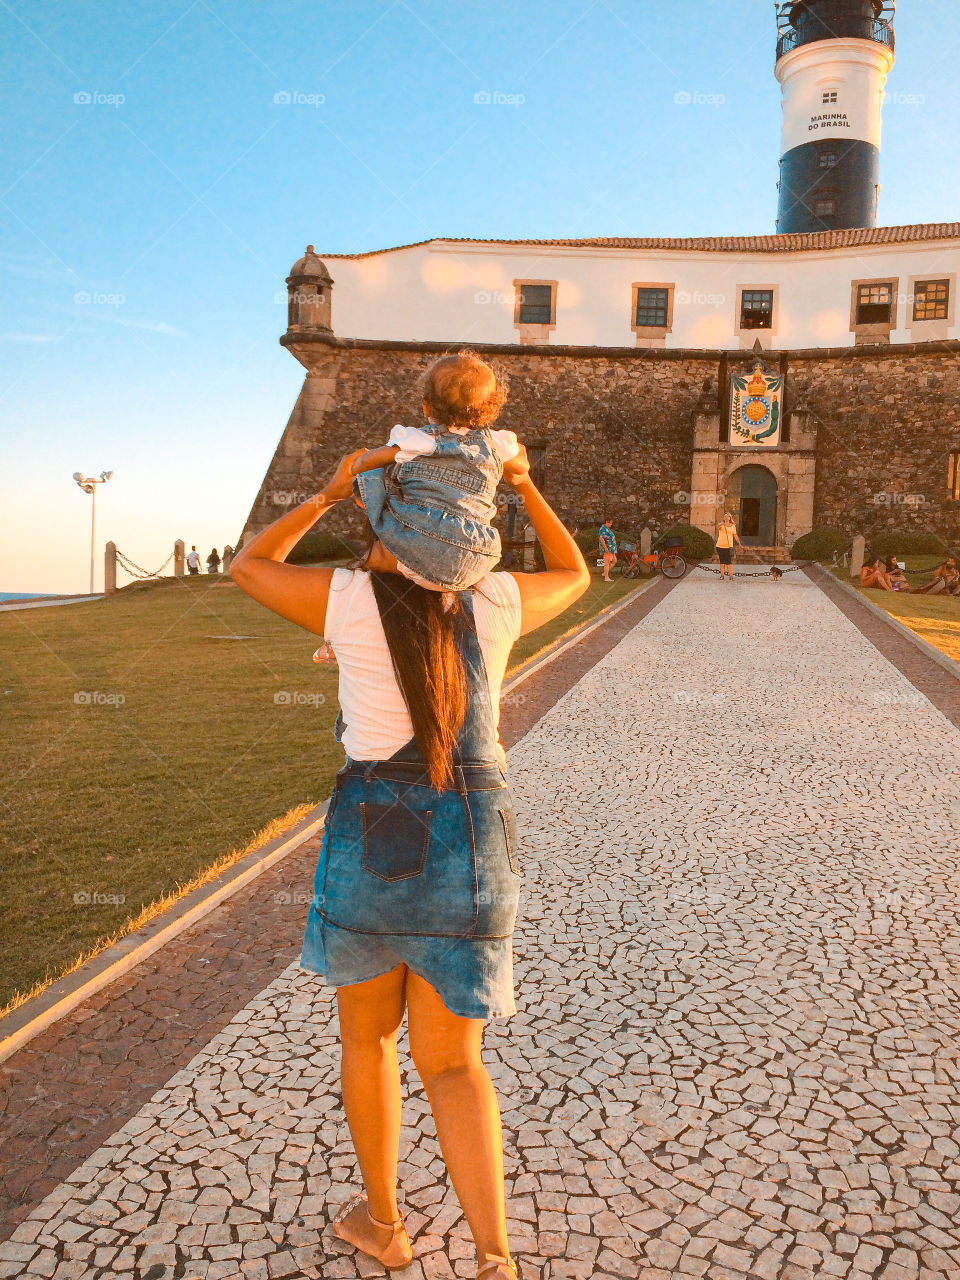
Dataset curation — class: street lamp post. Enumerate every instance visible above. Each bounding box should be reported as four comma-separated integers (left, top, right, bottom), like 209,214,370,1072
72,470,114,595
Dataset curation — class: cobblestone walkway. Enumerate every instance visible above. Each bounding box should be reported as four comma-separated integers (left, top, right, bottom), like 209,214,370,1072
3,571,959,1280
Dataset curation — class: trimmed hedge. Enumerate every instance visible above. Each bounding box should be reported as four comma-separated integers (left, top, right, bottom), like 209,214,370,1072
654,524,715,560
286,531,359,565
789,527,848,561
869,530,950,558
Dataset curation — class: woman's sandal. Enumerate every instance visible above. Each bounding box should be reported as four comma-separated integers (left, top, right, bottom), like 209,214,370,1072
476,1252,520,1279
330,1190,414,1269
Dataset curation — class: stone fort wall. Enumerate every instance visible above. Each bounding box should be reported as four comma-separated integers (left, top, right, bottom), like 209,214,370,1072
241,338,960,547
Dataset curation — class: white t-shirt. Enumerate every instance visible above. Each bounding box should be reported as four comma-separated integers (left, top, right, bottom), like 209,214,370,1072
322,569,523,766
186,550,200,568
388,423,520,463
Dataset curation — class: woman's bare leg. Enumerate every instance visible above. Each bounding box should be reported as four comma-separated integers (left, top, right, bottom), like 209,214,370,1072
336,963,408,1226
406,970,511,1260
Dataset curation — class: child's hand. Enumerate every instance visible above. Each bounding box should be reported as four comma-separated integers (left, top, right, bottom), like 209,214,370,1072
320,449,370,503
502,442,531,488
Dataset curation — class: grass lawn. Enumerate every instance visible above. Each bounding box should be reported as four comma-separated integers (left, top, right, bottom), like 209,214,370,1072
0,567,645,1011
826,556,960,664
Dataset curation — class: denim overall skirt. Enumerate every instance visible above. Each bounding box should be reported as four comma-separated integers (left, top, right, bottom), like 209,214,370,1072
300,596,521,1019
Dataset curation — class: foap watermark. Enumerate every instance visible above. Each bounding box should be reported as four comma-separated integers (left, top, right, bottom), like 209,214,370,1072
74,291,125,307
883,90,926,107
74,690,125,707
74,890,126,906
868,885,929,911
674,289,726,307
476,889,522,906
74,90,125,108
274,691,326,707
473,90,525,107
273,90,325,107
673,490,726,505
674,90,725,107
871,689,927,708
275,288,325,307
272,489,316,507
274,890,312,906
473,290,512,305
495,491,526,510
501,691,528,708
872,491,926,507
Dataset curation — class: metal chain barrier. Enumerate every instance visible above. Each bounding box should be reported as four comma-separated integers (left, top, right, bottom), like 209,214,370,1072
694,562,808,578
115,549,175,580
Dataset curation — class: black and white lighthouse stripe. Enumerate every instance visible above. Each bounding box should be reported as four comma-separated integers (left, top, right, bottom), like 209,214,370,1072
775,0,895,234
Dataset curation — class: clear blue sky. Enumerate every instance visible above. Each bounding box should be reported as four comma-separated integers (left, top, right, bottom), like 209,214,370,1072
2,0,957,594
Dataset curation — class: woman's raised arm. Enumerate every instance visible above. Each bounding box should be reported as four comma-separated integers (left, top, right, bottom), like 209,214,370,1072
503,446,591,636
230,449,366,636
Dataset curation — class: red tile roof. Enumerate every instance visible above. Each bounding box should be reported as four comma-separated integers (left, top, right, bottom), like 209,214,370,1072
323,223,960,259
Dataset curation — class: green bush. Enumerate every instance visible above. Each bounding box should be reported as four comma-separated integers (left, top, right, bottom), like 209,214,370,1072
654,524,715,560
574,526,604,557
789,527,849,561
286,531,358,565
869,530,949,558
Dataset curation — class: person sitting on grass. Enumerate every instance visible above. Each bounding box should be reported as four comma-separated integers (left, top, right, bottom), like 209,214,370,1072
860,556,897,590
883,555,909,590
911,556,960,596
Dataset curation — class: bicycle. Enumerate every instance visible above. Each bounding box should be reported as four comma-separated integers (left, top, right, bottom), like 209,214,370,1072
619,539,687,580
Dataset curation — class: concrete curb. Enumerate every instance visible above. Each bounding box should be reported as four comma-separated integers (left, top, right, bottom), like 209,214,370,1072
0,805,328,1065
0,576,657,1063
0,594,105,611
811,566,960,682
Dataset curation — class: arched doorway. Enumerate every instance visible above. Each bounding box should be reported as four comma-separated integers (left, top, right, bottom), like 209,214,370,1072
730,465,778,545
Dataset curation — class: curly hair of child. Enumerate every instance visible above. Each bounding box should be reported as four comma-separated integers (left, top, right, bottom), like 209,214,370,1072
418,349,509,429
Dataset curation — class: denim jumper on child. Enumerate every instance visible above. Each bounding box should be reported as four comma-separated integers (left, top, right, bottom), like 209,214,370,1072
353,426,504,592
300,593,521,1019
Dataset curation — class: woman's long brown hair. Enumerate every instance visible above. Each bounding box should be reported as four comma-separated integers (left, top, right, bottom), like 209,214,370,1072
369,571,468,789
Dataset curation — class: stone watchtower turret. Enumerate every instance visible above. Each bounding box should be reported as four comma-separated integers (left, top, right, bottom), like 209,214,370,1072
775,0,896,233
238,246,343,543
285,244,334,343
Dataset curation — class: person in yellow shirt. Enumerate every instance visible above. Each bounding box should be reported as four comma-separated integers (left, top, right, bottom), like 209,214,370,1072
715,513,743,581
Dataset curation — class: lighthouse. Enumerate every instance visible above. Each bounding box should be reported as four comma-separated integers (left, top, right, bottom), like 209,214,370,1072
775,1,895,233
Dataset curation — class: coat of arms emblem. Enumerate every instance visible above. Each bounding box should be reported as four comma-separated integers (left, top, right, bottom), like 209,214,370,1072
729,363,784,446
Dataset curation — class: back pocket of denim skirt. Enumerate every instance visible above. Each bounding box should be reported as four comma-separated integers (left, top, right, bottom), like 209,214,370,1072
499,807,520,876
361,801,432,882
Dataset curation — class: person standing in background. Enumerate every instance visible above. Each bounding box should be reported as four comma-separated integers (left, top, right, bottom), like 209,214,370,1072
186,546,201,576
715,514,742,581
206,548,221,574
598,519,617,582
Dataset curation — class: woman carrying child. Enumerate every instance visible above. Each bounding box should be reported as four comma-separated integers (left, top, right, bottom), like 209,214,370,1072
231,350,590,1280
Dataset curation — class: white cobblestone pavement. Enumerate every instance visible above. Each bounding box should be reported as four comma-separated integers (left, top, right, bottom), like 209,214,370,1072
3,571,960,1280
